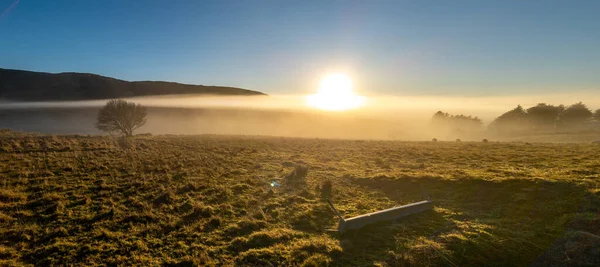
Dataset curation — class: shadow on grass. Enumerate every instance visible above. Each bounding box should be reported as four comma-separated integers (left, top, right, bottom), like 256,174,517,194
328,175,599,266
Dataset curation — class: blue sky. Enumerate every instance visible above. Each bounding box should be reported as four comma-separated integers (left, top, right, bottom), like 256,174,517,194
1,0,599,96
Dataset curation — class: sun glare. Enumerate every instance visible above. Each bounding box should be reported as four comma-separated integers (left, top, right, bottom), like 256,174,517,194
306,73,366,111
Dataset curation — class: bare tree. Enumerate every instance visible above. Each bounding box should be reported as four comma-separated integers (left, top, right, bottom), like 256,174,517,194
96,99,147,136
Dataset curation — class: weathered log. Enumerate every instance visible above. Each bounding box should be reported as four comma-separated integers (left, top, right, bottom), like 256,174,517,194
327,199,434,232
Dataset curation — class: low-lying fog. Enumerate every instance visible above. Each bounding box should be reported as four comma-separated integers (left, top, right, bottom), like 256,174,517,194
1,93,598,141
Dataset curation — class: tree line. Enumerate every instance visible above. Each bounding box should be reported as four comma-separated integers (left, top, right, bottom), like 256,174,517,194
431,111,483,133
432,102,600,135
490,102,600,134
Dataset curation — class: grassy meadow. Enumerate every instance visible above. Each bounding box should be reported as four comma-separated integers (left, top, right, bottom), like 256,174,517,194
0,130,599,266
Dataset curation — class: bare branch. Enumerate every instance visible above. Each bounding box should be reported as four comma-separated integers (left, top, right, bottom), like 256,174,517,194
96,99,147,136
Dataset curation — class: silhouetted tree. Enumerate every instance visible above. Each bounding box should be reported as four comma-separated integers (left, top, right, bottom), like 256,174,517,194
96,99,147,136
431,111,482,134
594,109,600,121
526,103,564,130
489,105,528,133
557,102,592,128
432,111,450,121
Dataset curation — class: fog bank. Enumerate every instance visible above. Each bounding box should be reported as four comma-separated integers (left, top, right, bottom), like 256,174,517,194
1,93,598,141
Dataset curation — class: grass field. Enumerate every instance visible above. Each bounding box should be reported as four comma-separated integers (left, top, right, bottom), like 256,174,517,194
0,131,599,266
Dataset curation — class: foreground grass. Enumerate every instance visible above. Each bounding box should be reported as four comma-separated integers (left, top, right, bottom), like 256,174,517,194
0,132,599,266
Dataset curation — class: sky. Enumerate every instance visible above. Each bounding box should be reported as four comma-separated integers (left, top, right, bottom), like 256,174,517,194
1,0,599,96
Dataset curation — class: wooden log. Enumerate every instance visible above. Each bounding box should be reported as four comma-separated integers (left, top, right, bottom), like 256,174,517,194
337,200,434,232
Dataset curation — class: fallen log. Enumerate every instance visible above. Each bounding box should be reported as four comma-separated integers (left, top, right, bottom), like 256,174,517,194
327,199,434,232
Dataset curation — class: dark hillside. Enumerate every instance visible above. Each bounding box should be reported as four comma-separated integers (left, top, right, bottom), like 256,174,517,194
0,68,265,101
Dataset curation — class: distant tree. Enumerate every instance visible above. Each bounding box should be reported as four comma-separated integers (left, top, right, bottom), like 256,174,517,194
489,105,528,133
96,99,147,136
526,103,564,130
594,109,600,121
431,111,482,134
431,111,451,128
557,102,592,128
432,111,450,121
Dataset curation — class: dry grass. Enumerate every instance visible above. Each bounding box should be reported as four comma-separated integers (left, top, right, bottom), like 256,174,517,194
0,131,599,266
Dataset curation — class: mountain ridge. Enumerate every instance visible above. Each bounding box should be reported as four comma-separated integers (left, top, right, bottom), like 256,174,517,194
0,68,266,101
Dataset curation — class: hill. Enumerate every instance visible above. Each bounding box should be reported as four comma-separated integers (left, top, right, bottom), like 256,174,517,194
0,68,265,101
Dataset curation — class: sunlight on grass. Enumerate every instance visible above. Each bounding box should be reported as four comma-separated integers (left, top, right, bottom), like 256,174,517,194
0,131,598,265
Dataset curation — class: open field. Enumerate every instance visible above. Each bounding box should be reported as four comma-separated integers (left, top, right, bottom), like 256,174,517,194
0,131,599,266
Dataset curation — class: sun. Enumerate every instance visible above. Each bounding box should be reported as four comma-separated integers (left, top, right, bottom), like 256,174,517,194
306,73,366,111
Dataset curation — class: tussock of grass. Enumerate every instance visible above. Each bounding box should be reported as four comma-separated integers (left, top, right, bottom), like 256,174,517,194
181,204,214,223
300,254,333,267
224,218,268,237
0,213,14,223
229,228,306,252
319,179,333,198
234,236,341,266
235,247,287,266
0,190,27,202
